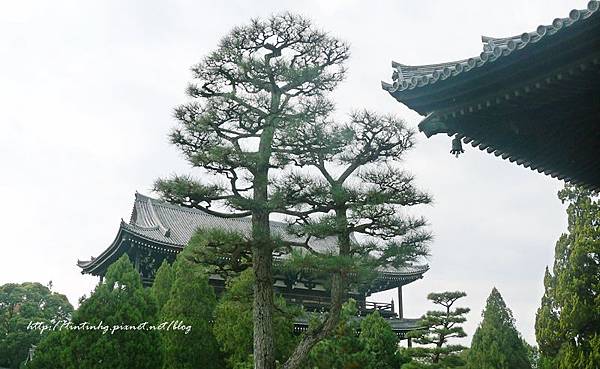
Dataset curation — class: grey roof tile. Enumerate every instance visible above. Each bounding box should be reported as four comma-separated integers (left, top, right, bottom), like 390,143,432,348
382,0,600,93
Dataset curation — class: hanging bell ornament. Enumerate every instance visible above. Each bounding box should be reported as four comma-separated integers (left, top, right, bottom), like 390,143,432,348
450,136,464,158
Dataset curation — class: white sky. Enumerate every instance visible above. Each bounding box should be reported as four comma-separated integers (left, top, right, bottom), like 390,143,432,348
0,0,584,345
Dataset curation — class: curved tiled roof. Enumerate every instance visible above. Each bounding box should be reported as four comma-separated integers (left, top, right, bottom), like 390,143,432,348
127,192,341,253
78,193,429,280
382,0,599,93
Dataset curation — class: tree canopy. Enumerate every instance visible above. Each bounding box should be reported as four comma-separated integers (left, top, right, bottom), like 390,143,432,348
29,254,162,369
0,282,73,369
159,256,224,369
305,300,408,369
535,186,600,369
466,288,531,369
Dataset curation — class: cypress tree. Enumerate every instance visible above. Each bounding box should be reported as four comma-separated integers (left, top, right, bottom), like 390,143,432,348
152,259,175,314
535,186,600,369
160,256,224,369
466,288,531,369
359,311,406,369
213,269,298,369
37,254,163,369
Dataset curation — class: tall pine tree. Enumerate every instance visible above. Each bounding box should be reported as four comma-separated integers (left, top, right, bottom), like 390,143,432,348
155,14,430,369
466,288,531,369
535,186,600,369
154,13,350,369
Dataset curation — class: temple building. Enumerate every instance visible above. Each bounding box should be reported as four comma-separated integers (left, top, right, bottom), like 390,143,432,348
78,193,428,337
383,1,600,190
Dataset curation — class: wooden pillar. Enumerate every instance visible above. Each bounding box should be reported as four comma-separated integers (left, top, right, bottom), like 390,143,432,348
407,337,412,348
397,285,404,319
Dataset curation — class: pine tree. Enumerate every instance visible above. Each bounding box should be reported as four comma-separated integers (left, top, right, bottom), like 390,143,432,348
154,14,430,369
466,288,531,369
160,256,224,369
535,186,600,369
404,291,469,369
154,13,350,369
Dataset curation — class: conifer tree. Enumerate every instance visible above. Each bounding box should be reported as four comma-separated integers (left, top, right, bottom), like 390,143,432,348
160,256,224,369
272,110,431,368
305,300,367,369
152,259,175,314
29,255,163,369
535,186,600,369
154,13,349,369
154,13,430,369
403,291,469,369
306,301,408,369
466,288,531,369
213,269,299,369
359,310,407,369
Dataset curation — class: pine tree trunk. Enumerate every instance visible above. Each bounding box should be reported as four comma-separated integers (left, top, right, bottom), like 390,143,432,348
252,238,275,369
281,207,349,369
252,120,276,369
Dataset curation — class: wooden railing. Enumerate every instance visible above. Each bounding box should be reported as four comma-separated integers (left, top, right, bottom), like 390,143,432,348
294,298,397,318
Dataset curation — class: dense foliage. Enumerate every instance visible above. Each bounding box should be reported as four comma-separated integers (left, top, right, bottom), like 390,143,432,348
306,300,409,369
159,255,224,369
152,260,175,313
0,282,73,368
466,288,531,369
28,255,162,369
403,291,469,369
535,186,600,369
213,269,299,369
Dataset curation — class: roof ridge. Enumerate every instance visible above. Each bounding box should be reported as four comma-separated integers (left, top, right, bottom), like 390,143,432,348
135,192,292,228
146,198,172,237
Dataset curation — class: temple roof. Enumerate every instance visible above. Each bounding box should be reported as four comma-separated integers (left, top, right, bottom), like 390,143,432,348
383,1,600,190
383,1,599,102
78,193,429,283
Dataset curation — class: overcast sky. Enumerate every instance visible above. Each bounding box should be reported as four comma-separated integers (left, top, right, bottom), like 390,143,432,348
0,0,584,345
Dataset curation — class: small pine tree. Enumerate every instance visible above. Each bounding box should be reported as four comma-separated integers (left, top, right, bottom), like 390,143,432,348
160,256,223,369
404,291,469,369
466,288,531,369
